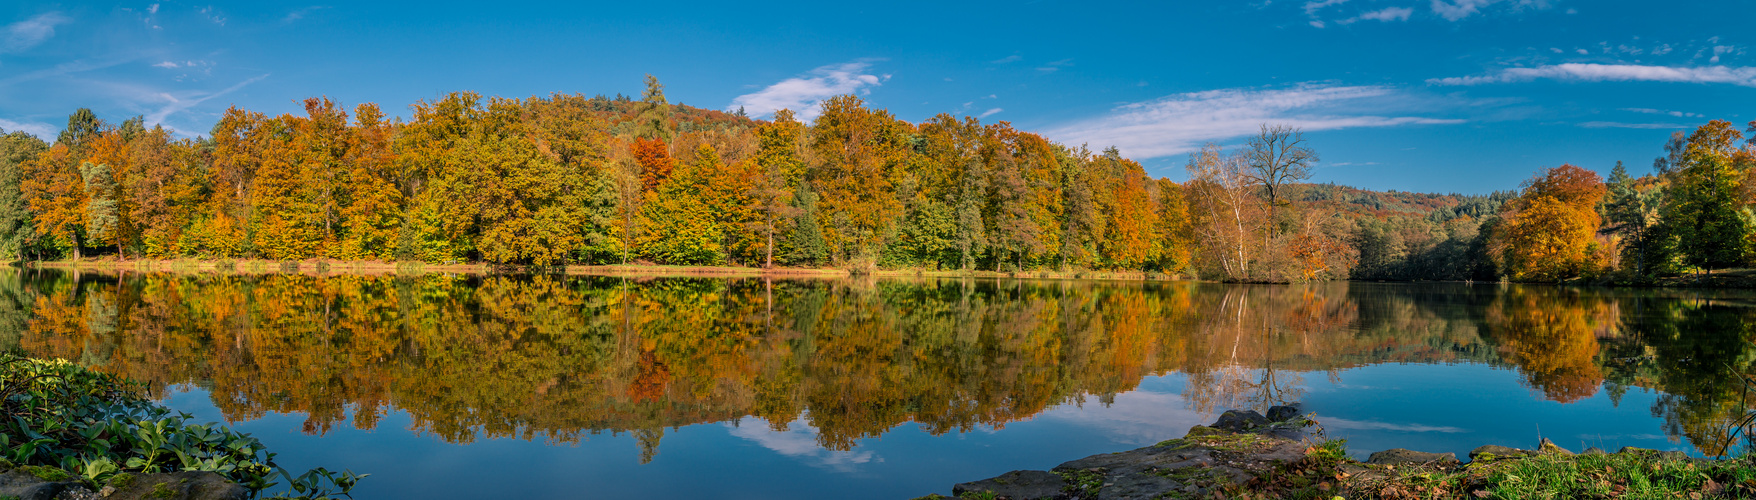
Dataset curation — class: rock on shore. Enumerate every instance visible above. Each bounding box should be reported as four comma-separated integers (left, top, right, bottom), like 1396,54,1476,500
944,406,1319,500
0,468,248,500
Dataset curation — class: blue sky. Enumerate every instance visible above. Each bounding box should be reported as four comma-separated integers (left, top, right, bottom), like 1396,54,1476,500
0,1,1751,193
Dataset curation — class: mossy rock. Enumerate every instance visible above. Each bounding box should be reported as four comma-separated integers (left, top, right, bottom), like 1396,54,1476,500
15,466,68,482
1183,425,1228,438
107,472,137,489
99,471,247,500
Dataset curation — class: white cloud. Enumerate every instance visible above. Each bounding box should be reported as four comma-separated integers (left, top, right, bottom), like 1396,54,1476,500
991,55,1021,64
0,118,56,139
1710,45,1736,64
1347,7,1414,23
725,418,877,472
154,61,179,69
1622,107,1702,118
198,7,226,26
1578,121,1691,129
979,108,1003,118
1429,0,1548,21
1304,0,1351,16
1429,63,1756,87
728,61,886,120
1043,83,1462,159
2,12,72,53
1652,44,1673,56
1576,48,1588,55
144,74,269,129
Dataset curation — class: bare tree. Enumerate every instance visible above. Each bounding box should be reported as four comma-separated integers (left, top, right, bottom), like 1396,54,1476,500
1242,124,1317,213
1186,143,1262,281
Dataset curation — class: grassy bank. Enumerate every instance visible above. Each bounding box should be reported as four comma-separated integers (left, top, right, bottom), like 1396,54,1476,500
0,355,363,499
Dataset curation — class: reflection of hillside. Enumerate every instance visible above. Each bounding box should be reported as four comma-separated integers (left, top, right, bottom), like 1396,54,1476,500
5,271,1756,458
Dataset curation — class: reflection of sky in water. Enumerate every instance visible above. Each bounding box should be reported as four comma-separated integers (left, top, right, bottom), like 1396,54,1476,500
145,361,1712,499
724,418,878,472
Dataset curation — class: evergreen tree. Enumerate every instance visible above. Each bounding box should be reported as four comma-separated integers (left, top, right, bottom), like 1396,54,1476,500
784,185,828,266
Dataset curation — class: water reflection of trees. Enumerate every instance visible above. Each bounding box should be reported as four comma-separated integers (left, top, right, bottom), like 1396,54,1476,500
4,270,1756,458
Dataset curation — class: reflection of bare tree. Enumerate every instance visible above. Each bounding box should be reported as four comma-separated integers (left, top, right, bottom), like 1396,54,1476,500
1181,285,1348,415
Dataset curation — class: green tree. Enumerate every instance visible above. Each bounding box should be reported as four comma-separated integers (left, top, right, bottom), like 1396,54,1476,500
0,131,49,261
78,162,121,255
1662,121,1751,273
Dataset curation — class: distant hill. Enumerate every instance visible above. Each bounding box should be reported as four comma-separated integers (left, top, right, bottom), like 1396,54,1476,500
1298,183,1517,222
576,94,759,135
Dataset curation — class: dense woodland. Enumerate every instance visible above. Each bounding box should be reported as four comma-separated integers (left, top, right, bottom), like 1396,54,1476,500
0,76,1752,282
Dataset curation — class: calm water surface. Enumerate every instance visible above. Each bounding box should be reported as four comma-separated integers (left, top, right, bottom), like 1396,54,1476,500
2,271,1753,499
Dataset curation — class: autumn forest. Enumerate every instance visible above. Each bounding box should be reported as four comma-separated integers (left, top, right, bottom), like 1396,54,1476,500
1,76,1754,283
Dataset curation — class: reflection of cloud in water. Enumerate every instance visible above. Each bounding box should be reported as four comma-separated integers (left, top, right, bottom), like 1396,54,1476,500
1574,433,1668,442
1321,416,1465,433
1038,391,1210,446
725,418,878,472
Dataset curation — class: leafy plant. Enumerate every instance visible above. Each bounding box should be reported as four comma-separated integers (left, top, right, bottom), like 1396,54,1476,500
0,355,364,498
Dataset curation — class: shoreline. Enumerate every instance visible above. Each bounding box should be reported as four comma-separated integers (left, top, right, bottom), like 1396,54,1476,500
23,259,1756,289
15,258,1180,282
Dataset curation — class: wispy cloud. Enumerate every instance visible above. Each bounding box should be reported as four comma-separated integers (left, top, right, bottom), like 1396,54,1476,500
1578,121,1691,129
991,54,1022,64
1429,64,1756,87
1622,107,1702,118
1044,83,1462,159
2,12,72,53
144,74,269,129
0,57,136,86
1430,0,1549,21
0,118,57,139
283,6,328,23
1340,7,1414,24
1036,58,1073,73
729,61,887,120
198,6,226,26
979,108,1003,118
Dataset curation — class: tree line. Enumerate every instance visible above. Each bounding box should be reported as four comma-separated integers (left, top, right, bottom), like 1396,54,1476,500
0,77,1211,275
0,76,1751,282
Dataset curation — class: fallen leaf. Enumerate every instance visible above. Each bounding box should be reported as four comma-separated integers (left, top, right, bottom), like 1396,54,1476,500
1473,490,1489,498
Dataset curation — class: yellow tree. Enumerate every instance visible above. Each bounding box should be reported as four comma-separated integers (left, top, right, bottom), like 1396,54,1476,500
1495,165,1606,282
335,103,403,260
808,95,908,267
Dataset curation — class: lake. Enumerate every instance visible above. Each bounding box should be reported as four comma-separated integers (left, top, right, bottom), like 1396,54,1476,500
1,270,1751,499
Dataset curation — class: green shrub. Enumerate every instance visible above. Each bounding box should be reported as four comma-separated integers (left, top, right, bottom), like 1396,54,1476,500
0,356,365,499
